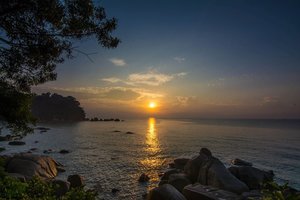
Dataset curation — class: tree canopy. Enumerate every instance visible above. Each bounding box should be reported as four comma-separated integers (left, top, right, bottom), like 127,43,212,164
0,0,120,133
32,93,85,121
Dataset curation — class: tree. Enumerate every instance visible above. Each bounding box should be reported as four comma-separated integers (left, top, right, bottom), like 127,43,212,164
32,93,86,121
0,0,120,134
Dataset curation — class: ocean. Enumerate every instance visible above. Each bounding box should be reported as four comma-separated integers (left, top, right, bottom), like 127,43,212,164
1,118,300,199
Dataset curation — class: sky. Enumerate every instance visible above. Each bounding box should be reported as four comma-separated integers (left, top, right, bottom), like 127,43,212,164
33,0,300,119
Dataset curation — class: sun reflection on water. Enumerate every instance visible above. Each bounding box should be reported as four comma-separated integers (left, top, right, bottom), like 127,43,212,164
140,118,165,184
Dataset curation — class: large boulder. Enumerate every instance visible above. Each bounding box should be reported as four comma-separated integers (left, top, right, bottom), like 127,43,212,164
228,166,274,189
5,153,60,179
168,173,191,193
184,148,212,183
52,179,70,197
183,183,241,200
198,157,249,194
184,148,249,194
147,184,187,200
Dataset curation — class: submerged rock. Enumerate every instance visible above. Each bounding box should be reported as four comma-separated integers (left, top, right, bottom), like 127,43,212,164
5,153,60,179
126,131,134,134
147,184,187,200
59,149,70,154
8,141,25,145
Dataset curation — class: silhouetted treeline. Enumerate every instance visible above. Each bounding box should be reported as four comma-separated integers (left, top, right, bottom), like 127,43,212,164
31,93,85,121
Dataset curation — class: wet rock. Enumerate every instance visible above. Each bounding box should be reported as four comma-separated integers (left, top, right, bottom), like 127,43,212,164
231,158,253,167
59,149,70,154
111,188,120,193
228,166,274,189
30,148,38,151
183,183,241,200
138,173,150,182
147,184,187,200
113,130,121,132
8,141,25,145
57,166,66,173
67,174,84,188
34,140,39,143
0,147,5,152
126,131,134,134
168,173,191,193
5,153,60,179
200,148,212,157
52,179,70,197
174,158,190,170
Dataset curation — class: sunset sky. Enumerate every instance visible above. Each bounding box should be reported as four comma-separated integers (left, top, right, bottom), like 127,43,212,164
33,0,300,119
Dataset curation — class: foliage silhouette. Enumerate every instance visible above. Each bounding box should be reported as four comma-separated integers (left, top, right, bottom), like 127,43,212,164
32,93,85,121
0,0,119,133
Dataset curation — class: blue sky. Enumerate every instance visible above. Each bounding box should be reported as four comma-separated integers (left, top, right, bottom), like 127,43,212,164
34,0,300,118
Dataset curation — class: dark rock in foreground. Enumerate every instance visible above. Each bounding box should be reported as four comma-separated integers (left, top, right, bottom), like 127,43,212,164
147,184,187,200
67,174,84,188
174,158,190,170
184,148,249,194
5,153,61,179
183,183,241,200
228,166,274,189
168,173,191,193
52,179,70,197
8,141,26,145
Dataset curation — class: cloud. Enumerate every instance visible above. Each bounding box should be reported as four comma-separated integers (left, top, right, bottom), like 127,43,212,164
102,77,122,83
102,71,187,86
110,58,126,66
174,57,186,62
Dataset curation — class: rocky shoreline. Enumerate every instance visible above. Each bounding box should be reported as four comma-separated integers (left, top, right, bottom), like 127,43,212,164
147,148,300,200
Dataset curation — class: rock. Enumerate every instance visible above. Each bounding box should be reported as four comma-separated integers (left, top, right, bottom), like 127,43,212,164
8,141,25,145
184,148,212,183
57,166,66,173
59,149,70,154
168,173,191,193
5,153,60,179
198,157,249,194
169,162,176,168
147,184,187,200
184,148,249,194
113,130,121,132
160,169,180,181
52,179,70,197
7,173,27,182
138,173,150,182
242,190,262,200
183,183,241,200
34,140,39,143
174,158,190,170
30,148,38,151
111,188,120,193
67,174,84,188
126,131,134,134
231,158,253,166
0,147,5,152
228,166,274,189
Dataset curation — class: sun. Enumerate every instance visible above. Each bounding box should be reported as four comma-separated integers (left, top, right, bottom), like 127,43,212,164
148,102,156,109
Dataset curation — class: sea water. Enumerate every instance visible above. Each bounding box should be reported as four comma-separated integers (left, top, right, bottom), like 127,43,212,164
1,118,300,199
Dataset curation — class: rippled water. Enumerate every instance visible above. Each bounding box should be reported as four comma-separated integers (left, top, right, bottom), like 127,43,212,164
1,118,300,199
